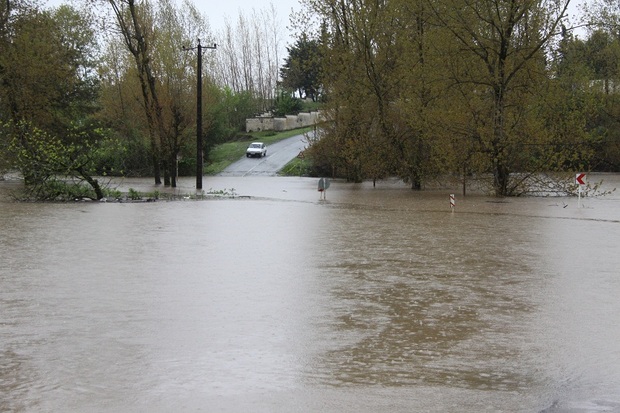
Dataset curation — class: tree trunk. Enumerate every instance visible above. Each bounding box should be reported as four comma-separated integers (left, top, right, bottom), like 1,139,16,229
163,158,170,186
492,78,508,196
169,153,177,188
76,166,104,200
410,173,421,190
152,151,161,184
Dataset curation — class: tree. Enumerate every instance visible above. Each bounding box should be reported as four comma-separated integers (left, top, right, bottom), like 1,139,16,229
391,0,453,189
427,0,572,195
97,32,153,176
151,0,209,187
301,0,409,183
298,0,603,194
272,89,302,116
0,3,107,198
4,120,109,200
280,33,323,101
576,0,620,170
49,5,101,134
107,0,165,184
0,4,98,131
213,4,284,112
105,0,213,187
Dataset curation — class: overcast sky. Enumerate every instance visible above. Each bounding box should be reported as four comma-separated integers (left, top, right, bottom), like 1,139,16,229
44,0,301,33
45,0,587,39
204,0,300,29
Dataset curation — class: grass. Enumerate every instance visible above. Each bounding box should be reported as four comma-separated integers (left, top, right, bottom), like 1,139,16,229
278,157,313,177
204,126,313,175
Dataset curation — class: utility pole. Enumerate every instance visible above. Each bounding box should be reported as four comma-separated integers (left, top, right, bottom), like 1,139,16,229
184,39,216,190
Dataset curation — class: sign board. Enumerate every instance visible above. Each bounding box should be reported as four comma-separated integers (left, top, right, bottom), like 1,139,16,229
318,178,330,200
576,173,586,186
318,178,330,191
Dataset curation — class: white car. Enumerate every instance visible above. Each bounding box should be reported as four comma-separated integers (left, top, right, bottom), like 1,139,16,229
246,142,267,158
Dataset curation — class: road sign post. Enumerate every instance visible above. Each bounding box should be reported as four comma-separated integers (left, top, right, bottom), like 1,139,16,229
318,178,330,200
576,173,586,208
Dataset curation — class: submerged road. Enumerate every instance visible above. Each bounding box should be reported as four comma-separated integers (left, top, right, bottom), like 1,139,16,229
217,133,307,177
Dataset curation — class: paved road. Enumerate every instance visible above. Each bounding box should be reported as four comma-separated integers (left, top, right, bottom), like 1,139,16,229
217,133,307,177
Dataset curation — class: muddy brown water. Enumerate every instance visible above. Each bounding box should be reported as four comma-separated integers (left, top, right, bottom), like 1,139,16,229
1,175,619,412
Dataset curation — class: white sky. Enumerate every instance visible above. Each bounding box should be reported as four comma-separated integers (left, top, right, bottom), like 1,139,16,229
203,0,300,30
202,0,301,46
44,0,587,40
44,0,301,36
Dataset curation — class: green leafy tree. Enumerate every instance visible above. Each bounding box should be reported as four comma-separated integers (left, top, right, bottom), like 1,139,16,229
280,33,323,101
0,3,106,198
272,89,303,116
105,0,214,187
98,39,154,176
391,0,453,189
4,120,109,200
107,0,165,184
0,4,99,131
575,0,620,171
430,0,572,195
299,0,601,194
209,87,258,135
302,0,407,182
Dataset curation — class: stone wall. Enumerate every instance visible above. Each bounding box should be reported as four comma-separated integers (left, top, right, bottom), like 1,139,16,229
245,117,274,132
246,111,323,133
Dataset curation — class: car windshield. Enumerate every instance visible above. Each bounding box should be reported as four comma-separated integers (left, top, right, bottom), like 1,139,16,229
250,143,261,148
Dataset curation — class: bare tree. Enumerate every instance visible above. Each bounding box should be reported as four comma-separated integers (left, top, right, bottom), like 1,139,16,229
212,3,285,111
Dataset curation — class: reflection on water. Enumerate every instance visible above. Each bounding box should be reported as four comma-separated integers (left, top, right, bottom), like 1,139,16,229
1,175,620,412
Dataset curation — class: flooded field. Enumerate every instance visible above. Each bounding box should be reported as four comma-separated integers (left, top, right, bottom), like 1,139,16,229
1,174,619,412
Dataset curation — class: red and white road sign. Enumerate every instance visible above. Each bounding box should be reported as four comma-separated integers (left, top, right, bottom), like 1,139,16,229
576,173,586,185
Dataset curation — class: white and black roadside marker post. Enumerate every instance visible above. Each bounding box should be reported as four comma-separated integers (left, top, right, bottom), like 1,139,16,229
576,173,586,208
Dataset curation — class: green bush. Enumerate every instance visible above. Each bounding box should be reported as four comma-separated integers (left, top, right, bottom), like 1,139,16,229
279,158,313,176
272,91,303,117
127,188,141,200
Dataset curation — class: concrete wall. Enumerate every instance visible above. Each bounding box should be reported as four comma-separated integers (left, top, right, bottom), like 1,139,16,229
246,111,323,133
245,117,274,133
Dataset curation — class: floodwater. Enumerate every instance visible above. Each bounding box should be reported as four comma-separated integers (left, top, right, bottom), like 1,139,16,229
1,174,620,413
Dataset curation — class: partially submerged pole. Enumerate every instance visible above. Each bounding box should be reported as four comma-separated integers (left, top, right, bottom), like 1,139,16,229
183,39,216,190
